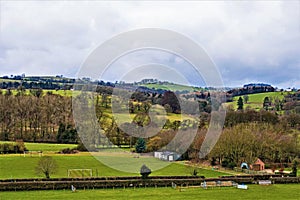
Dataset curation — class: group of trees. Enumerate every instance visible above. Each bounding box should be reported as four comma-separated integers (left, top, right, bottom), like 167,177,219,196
227,84,275,98
0,89,74,142
209,123,299,168
0,84,299,169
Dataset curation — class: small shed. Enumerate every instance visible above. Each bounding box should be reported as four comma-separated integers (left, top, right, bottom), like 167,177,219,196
252,158,265,171
154,151,181,161
241,162,249,169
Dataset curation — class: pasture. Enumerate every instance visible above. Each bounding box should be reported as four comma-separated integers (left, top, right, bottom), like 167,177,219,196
0,184,299,200
0,142,230,179
0,152,229,179
24,142,77,152
225,91,293,110
141,83,202,92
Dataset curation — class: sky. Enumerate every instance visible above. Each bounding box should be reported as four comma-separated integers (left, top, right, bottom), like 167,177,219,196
0,1,299,88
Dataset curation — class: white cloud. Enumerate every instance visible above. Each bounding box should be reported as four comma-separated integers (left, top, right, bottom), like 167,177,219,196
0,1,299,87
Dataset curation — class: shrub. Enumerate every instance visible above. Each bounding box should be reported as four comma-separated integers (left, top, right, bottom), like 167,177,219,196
0,142,26,154
221,159,229,168
140,164,151,179
190,168,198,177
76,143,88,152
228,162,237,170
291,158,299,177
59,148,78,154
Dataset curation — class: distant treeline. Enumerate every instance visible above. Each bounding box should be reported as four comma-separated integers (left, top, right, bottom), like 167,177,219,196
227,84,275,100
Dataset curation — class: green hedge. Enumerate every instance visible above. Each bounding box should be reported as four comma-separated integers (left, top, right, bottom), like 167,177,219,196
0,142,26,154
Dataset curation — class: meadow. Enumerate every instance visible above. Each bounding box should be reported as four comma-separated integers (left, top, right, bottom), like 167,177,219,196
225,91,293,110
0,142,229,179
141,83,202,92
0,153,229,179
0,184,299,200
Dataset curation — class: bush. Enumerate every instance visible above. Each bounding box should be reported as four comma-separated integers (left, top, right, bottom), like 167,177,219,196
291,158,299,177
0,142,27,154
140,164,151,179
228,162,237,170
190,168,198,177
59,148,78,154
76,143,88,152
221,159,236,169
221,159,229,168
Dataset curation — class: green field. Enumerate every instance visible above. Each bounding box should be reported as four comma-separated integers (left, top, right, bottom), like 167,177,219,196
0,88,81,96
0,141,77,152
0,154,229,179
0,184,299,200
225,91,293,110
25,142,77,152
141,83,202,92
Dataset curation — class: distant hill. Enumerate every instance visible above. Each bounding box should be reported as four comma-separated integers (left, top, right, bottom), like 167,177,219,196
227,83,275,101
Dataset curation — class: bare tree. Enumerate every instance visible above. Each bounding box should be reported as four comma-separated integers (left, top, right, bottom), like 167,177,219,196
35,156,58,179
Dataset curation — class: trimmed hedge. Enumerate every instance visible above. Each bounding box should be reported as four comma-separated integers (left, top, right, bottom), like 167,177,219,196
270,177,300,184
0,176,298,191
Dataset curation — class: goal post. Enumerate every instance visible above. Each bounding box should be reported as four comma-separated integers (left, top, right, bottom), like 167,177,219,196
67,169,93,178
23,151,43,157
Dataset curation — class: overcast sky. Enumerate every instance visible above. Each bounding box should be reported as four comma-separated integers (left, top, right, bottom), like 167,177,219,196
0,1,299,88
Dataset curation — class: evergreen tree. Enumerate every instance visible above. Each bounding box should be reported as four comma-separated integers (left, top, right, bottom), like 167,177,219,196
291,158,298,177
263,97,270,111
237,97,244,110
135,138,146,153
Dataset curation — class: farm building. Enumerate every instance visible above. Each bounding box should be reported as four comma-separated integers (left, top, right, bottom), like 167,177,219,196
251,158,265,171
154,151,181,161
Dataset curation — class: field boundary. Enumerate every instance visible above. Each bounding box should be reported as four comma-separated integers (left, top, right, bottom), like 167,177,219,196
0,176,299,191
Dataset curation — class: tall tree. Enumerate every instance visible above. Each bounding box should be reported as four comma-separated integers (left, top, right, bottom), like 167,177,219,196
243,95,249,104
135,138,146,153
237,97,244,110
263,97,270,111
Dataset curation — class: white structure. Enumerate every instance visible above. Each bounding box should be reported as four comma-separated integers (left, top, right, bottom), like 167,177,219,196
237,184,248,190
154,151,180,161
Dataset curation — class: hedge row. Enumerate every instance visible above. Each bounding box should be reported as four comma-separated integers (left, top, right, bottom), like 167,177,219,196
0,176,204,183
219,174,284,180
0,142,26,154
1,176,298,191
270,177,300,184
0,177,254,191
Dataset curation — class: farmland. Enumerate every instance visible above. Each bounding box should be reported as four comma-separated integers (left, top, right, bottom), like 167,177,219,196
141,83,203,92
225,91,293,110
0,184,299,200
0,153,229,179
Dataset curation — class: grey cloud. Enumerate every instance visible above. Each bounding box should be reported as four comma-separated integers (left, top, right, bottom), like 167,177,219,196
0,1,299,88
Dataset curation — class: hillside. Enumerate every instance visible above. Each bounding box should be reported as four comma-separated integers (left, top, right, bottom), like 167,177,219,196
225,91,294,111
140,83,203,93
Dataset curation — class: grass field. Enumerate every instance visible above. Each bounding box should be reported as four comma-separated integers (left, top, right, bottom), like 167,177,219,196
0,141,77,152
0,184,299,200
0,88,80,96
141,83,202,92
225,91,293,110
25,142,77,152
0,153,229,179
